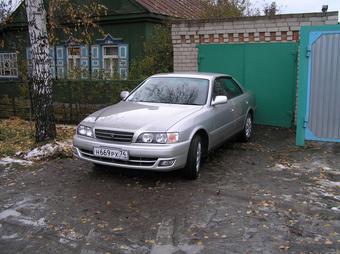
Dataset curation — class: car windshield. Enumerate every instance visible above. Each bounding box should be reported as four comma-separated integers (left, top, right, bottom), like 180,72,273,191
126,77,209,105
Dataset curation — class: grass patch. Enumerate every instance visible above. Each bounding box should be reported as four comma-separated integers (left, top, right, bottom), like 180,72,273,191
0,118,75,157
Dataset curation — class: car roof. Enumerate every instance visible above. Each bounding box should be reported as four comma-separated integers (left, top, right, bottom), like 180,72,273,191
150,72,231,80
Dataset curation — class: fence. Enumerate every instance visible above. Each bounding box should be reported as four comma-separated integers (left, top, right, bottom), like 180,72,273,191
0,79,141,124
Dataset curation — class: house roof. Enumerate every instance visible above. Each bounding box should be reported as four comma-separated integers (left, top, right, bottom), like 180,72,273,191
136,0,206,19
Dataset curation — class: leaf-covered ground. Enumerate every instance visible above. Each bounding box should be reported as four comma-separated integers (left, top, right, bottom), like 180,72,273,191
0,118,75,157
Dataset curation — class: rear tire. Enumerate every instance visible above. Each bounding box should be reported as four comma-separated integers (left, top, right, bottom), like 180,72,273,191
240,113,253,142
183,135,202,180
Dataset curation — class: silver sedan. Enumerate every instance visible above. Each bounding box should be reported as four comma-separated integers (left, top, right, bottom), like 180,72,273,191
73,73,256,179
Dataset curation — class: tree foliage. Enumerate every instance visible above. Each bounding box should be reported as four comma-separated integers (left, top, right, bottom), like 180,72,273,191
46,0,107,45
263,1,279,16
200,0,261,18
129,24,173,80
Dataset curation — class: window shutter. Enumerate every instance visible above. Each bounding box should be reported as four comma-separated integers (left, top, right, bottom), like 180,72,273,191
80,46,89,79
91,45,100,79
118,44,129,80
56,46,66,79
118,44,128,59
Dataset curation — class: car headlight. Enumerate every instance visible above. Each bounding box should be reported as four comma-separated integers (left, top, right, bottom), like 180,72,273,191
77,125,94,138
137,132,179,144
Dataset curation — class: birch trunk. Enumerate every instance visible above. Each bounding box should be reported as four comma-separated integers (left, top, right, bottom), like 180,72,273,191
25,0,56,142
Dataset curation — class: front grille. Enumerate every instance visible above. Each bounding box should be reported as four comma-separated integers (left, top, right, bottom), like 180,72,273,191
95,129,134,143
79,149,157,167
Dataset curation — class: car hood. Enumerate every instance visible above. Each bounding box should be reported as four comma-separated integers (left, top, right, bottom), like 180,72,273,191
82,101,203,132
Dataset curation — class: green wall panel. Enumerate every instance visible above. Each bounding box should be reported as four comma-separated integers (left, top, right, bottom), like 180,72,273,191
198,43,298,128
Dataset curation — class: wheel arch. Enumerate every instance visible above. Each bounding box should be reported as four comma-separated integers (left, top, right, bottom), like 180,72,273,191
247,108,255,120
189,127,209,157
242,107,255,129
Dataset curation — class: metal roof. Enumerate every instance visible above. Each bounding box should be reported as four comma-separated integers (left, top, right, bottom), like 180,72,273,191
136,0,207,19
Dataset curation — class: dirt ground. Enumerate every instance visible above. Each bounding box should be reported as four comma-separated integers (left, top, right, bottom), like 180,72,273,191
0,126,339,254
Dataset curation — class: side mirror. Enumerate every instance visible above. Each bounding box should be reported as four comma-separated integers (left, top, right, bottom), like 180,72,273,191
120,91,130,100
212,96,228,106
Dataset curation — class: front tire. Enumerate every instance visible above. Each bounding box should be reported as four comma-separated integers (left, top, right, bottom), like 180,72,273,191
183,135,202,180
240,113,253,142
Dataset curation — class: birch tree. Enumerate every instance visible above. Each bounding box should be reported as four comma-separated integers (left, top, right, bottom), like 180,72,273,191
23,0,107,142
25,0,56,142
0,0,12,23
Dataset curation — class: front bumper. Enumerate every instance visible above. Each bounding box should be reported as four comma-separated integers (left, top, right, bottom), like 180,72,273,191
73,135,190,171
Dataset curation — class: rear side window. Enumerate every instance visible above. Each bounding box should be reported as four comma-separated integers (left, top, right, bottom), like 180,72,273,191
223,78,243,99
212,78,229,99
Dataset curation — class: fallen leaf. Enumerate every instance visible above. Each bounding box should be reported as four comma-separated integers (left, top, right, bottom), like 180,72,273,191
112,227,123,232
145,240,155,244
279,245,290,251
325,239,333,245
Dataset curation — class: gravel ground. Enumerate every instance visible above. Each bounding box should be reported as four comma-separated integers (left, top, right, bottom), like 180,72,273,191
0,126,339,254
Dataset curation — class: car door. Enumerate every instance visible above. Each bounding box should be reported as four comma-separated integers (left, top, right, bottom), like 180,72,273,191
209,77,237,147
223,77,248,131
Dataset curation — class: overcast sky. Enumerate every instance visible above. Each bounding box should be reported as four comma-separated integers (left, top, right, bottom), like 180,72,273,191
251,0,340,16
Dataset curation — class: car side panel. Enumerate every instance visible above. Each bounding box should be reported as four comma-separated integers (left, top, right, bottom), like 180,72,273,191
208,101,237,148
232,92,255,131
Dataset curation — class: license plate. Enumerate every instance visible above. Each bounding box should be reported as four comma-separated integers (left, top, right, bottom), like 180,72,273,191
93,147,129,161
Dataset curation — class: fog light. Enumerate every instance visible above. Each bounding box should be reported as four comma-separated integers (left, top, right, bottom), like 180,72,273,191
159,159,175,167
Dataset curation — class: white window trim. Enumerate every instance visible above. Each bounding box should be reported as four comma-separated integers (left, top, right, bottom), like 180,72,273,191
102,45,119,76
67,46,81,70
0,53,18,78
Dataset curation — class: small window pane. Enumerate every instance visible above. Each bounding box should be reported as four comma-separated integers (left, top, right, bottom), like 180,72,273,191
0,53,18,78
68,47,80,56
104,46,118,56
119,47,126,58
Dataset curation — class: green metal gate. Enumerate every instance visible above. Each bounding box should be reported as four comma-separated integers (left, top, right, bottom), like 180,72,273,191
198,43,298,128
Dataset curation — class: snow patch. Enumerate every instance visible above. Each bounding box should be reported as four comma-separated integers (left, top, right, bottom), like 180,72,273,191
271,163,301,172
23,141,72,161
0,196,46,229
331,207,340,212
1,233,19,240
0,209,21,220
0,140,73,166
0,157,33,166
318,179,340,188
16,217,46,227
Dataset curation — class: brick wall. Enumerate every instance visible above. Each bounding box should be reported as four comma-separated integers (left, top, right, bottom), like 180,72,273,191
172,12,338,72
